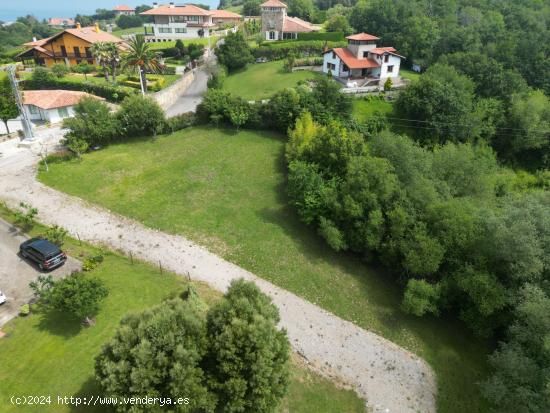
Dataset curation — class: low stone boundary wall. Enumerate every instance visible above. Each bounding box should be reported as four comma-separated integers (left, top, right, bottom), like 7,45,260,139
291,65,323,72
152,70,196,110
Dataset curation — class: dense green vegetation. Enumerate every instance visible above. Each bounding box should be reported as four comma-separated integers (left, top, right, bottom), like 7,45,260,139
39,126,491,413
0,205,366,413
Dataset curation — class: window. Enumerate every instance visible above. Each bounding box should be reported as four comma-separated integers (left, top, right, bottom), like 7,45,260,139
326,62,336,71
363,51,368,58
175,28,187,33
342,64,349,72
58,107,69,118
159,28,172,33
332,51,336,59
29,105,39,115
269,31,276,40
60,46,67,57
85,47,92,58
387,65,394,73
384,54,389,63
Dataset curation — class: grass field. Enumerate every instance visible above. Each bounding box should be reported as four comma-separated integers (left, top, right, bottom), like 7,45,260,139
147,37,217,50
400,68,421,81
111,27,143,37
352,97,393,123
0,205,365,413
38,126,492,413
223,60,323,100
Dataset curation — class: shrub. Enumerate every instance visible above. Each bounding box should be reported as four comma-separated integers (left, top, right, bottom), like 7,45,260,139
21,78,134,102
63,97,118,146
51,63,70,78
116,94,166,137
82,253,104,272
14,202,37,231
384,77,393,91
19,304,30,316
164,112,196,133
252,40,346,60
216,31,254,71
30,67,53,86
297,32,345,41
45,225,68,246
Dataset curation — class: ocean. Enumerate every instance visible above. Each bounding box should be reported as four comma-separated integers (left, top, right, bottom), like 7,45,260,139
0,0,221,22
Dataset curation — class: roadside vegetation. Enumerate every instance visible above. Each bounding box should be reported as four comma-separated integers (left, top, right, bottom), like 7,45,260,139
0,203,366,413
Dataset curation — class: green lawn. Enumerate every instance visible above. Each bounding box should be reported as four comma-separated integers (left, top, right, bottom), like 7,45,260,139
38,126,492,413
111,27,143,37
223,60,323,100
0,205,365,413
400,68,421,81
352,97,393,123
147,37,217,50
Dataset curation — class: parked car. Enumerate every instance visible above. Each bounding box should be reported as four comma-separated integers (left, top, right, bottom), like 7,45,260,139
0,290,5,305
19,238,67,271
255,57,268,63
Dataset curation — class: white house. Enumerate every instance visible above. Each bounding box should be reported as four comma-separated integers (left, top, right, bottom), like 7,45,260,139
260,0,318,41
23,90,104,124
114,5,136,16
140,3,242,41
323,33,404,84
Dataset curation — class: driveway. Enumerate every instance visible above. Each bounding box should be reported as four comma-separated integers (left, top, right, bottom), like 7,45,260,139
0,219,81,327
165,68,209,117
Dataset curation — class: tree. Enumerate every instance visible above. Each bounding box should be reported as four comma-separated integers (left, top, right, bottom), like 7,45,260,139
228,101,250,131
402,279,441,316
63,96,118,146
122,34,162,90
73,62,94,80
30,67,53,87
205,279,290,413
286,0,315,20
116,14,143,29
51,63,70,78
116,94,165,137
48,273,108,325
0,76,18,135
64,135,89,160
325,14,351,34
91,42,114,82
95,297,215,412
29,274,55,302
242,0,261,16
394,64,480,145
216,31,253,72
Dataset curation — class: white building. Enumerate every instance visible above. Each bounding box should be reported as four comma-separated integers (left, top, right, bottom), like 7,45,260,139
260,0,318,41
23,90,104,124
114,5,136,16
323,33,404,84
140,3,241,41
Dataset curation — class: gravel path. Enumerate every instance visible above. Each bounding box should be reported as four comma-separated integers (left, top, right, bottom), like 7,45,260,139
0,135,436,413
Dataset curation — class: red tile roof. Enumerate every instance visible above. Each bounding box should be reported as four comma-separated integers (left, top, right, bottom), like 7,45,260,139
346,32,380,41
326,47,380,69
370,47,405,59
48,18,75,26
114,5,135,11
261,0,288,8
283,16,316,33
210,9,242,18
23,90,103,110
141,4,211,16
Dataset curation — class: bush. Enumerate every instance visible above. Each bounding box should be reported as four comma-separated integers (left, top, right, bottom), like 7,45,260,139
216,31,254,71
30,67,53,86
14,202,37,231
19,304,30,316
44,225,68,246
252,40,346,60
117,94,166,137
297,31,345,41
63,97,118,146
164,112,196,133
51,63,70,78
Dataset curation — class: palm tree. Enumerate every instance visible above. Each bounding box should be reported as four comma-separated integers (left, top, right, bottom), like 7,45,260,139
91,42,121,83
122,35,162,92
91,42,112,82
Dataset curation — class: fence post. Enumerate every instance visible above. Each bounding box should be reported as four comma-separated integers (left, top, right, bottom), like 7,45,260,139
129,251,133,264
77,233,82,246
159,260,163,275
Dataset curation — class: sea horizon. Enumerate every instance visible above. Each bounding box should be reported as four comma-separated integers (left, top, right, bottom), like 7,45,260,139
0,0,221,22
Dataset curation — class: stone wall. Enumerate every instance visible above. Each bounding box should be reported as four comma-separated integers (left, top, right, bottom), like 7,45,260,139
152,70,196,110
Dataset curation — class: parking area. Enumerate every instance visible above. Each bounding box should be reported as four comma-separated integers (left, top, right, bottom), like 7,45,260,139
0,218,81,327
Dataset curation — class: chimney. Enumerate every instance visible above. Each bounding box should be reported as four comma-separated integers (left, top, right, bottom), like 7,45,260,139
76,22,81,29
169,2,175,8
32,36,37,42
95,22,100,33
153,2,158,8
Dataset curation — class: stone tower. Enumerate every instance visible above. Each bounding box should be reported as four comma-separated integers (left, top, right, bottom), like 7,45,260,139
261,0,287,40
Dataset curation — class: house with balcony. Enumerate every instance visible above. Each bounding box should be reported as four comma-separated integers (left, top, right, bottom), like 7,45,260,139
47,18,76,29
323,33,404,86
16,23,126,67
140,3,242,41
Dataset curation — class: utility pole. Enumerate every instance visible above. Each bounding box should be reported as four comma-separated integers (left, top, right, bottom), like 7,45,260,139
6,65,34,140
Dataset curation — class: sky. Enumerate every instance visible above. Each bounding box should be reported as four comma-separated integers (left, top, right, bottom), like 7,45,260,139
0,0,220,22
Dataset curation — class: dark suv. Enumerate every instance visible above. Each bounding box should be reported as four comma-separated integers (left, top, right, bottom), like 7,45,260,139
20,238,67,271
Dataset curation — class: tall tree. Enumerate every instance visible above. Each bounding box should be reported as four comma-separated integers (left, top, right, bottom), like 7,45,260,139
122,34,162,90
216,31,253,72
0,76,19,135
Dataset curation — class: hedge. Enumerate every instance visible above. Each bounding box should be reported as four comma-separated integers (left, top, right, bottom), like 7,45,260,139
297,32,345,41
21,79,136,102
252,40,347,60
